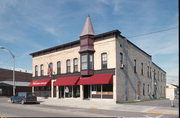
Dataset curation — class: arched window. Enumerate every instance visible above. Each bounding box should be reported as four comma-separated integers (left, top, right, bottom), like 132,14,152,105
48,63,53,76
66,60,70,73
73,58,78,72
40,64,44,76
35,65,38,76
57,61,61,74
134,59,137,73
101,53,107,69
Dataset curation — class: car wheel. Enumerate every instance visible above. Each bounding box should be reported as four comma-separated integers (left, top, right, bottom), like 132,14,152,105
11,99,14,103
21,100,25,104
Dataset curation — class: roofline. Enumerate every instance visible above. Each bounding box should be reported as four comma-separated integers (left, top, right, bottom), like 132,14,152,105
152,62,166,73
0,68,32,74
30,30,121,56
125,39,152,58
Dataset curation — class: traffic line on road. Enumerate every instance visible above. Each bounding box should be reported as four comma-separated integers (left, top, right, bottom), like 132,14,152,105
89,107,97,109
145,109,164,114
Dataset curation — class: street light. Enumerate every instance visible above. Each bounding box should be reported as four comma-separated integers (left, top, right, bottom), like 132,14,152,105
0,46,16,96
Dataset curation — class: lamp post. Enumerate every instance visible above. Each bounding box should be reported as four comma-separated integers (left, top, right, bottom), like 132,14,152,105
0,46,16,96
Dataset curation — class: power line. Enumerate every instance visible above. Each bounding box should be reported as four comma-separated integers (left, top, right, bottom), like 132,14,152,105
127,26,178,38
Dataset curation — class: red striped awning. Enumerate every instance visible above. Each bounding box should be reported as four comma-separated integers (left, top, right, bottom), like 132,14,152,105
77,74,113,85
29,79,51,87
54,76,80,86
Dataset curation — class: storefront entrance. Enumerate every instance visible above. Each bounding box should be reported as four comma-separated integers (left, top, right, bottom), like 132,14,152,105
59,86,64,98
84,85,90,99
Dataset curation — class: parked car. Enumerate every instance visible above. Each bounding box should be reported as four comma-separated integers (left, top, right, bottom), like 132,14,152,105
10,92,37,104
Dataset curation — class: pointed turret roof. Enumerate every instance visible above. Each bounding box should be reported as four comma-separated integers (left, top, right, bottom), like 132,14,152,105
80,15,95,36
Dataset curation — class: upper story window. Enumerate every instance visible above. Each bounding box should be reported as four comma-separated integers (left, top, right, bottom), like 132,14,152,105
81,54,94,70
134,59,137,73
35,65,38,76
40,64,44,76
154,69,156,80
141,63,143,75
101,53,107,69
161,73,162,82
48,63,53,76
66,59,71,73
147,66,149,78
57,61,61,74
143,83,145,96
89,54,93,70
120,53,123,65
73,58,78,72
81,55,88,70
158,71,159,81
150,67,152,78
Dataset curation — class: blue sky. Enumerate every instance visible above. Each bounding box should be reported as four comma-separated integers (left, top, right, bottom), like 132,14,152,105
0,0,178,84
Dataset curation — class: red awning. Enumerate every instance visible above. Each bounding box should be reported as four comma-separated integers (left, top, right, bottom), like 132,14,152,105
29,79,51,87
54,76,80,86
77,74,113,85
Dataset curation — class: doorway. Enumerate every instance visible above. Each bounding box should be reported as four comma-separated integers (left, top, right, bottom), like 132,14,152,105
59,86,64,98
84,85,90,99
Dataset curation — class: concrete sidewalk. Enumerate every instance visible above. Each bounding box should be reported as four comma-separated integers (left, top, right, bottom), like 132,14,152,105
38,98,179,115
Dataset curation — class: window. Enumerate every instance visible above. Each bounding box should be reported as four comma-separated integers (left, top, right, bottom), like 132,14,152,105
66,60,70,73
40,64,44,76
48,63,53,76
57,61,61,74
81,54,93,70
89,54,93,69
161,73,162,82
35,65,38,76
143,83,145,96
158,71,159,81
120,53,123,65
141,63,143,75
147,84,149,95
154,69,156,80
134,59,137,73
147,66,149,78
150,67,152,78
101,53,107,69
73,58,78,72
81,55,88,70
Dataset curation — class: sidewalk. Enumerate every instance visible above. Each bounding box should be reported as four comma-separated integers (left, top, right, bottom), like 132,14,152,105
38,98,179,115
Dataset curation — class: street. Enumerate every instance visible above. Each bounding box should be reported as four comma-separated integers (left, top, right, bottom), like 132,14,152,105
0,97,178,117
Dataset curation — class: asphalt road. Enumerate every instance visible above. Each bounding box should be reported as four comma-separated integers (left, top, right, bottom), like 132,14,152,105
0,97,178,117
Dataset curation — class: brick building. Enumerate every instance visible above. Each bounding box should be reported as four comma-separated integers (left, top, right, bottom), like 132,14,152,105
29,16,166,102
0,68,32,96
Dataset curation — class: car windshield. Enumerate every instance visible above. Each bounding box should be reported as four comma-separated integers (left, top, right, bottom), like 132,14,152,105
27,93,35,97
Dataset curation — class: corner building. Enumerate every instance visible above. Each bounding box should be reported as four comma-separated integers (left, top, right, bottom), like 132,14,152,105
29,16,166,102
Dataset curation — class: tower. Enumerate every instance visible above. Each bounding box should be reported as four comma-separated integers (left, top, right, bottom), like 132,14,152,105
79,16,95,76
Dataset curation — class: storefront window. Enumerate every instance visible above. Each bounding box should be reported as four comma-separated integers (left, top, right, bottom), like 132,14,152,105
73,85,80,97
65,86,72,97
91,84,113,99
102,84,113,91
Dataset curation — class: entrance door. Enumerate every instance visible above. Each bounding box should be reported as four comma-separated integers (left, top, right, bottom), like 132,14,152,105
84,85,90,99
59,86,64,98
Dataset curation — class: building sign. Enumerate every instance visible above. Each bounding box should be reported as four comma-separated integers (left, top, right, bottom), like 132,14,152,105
33,82,47,85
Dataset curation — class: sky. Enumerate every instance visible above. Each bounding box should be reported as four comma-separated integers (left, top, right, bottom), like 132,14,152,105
0,0,179,84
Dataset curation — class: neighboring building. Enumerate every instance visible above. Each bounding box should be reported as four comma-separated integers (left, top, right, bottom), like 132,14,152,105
166,83,179,99
29,16,166,102
0,68,32,96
